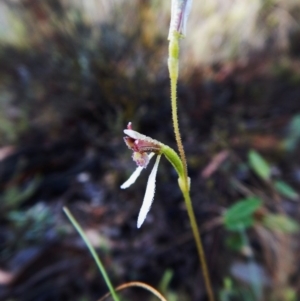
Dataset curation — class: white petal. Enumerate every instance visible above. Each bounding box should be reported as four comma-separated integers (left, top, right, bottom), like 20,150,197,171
121,153,155,189
120,166,143,189
181,0,193,36
168,0,193,39
124,129,146,140
137,154,161,228
168,0,177,39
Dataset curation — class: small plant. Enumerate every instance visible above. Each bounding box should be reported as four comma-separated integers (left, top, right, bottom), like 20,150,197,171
65,2,300,300
120,1,215,301
67,1,214,300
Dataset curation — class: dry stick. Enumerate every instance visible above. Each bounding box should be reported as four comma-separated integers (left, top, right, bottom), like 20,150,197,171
98,281,168,301
168,32,215,301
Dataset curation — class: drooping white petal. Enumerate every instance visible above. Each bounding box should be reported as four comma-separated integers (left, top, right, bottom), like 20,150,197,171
137,154,161,228
121,153,155,189
120,166,143,189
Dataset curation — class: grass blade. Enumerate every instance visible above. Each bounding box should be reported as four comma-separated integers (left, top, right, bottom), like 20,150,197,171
63,207,120,301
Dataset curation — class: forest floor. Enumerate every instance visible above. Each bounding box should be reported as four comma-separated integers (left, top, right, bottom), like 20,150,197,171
1,2,300,301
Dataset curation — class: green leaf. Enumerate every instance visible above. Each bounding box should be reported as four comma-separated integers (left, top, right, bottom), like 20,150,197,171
274,180,298,201
248,150,271,181
283,114,300,152
263,214,299,233
159,269,174,295
224,197,262,231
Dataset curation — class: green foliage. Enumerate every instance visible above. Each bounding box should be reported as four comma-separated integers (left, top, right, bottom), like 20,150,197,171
248,150,271,181
225,233,245,251
274,180,299,201
158,270,178,301
219,278,237,301
219,278,258,301
1,176,41,210
159,269,173,294
263,214,299,233
283,287,297,301
224,197,262,231
8,203,54,242
283,114,300,152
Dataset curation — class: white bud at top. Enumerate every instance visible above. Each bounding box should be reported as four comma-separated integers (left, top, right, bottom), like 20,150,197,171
168,0,193,39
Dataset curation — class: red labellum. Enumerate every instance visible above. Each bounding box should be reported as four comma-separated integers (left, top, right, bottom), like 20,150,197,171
123,123,162,168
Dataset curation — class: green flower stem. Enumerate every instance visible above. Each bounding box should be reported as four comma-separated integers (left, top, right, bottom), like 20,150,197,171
168,32,215,301
161,144,184,178
63,207,120,301
168,32,188,188
182,188,215,301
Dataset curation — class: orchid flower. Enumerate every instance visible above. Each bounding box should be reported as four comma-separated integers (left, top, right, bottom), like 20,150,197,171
120,123,185,228
121,123,164,228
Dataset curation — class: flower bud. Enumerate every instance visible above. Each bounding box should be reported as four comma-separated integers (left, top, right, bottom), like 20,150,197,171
168,0,193,39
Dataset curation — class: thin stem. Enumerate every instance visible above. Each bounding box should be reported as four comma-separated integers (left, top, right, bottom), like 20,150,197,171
168,31,215,301
182,190,215,301
168,33,188,188
63,207,120,301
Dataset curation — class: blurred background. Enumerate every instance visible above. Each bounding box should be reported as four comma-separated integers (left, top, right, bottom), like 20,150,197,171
1,0,300,300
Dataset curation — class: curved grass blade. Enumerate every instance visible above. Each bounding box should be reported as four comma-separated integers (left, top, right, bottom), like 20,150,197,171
63,207,120,301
